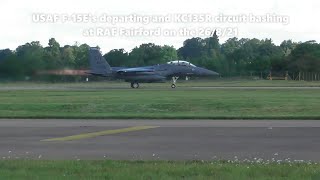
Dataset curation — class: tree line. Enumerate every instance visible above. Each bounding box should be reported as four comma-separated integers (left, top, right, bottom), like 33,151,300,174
1,33,320,80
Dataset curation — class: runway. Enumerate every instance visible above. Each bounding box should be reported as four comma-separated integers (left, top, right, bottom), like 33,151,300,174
1,119,320,161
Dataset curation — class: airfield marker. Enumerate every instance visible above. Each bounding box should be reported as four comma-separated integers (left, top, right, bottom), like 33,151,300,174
41,126,159,142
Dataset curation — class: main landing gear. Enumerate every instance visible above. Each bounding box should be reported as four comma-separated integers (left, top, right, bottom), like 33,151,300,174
130,82,140,89
171,77,179,88
130,77,179,89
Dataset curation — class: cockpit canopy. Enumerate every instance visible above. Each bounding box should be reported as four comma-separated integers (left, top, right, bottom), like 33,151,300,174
167,60,196,67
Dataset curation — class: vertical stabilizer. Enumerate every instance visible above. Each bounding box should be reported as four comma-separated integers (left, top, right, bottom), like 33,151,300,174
88,47,112,76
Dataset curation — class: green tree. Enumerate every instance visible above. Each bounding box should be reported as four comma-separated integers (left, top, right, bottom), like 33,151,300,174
280,40,297,56
61,45,76,68
178,37,204,59
44,38,61,69
104,49,129,67
73,43,90,69
287,41,320,72
129,43,175,66
15,41,45,76
161,45,178,61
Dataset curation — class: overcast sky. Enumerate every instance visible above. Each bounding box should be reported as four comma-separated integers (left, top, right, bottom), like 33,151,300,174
1,0,319,53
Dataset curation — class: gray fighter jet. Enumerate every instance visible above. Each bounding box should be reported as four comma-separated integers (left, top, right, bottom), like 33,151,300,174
88,47,219,88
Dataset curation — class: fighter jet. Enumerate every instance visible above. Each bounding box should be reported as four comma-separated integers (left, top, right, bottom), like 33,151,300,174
88,47,219,88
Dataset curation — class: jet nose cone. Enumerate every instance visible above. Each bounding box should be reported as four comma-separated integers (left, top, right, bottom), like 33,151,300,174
207,70,219,76
200,68,219,76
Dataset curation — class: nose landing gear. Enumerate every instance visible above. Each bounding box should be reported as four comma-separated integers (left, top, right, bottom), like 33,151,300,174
171,77,179,88
131,82,140,89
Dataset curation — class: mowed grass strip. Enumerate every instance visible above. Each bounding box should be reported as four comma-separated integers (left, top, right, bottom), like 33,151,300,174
0,89,319,119
0,160,319,180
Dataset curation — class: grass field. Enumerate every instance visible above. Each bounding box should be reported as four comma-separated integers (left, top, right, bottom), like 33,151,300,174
1,81,319,180
2,79,320,88
0,84,319,119
0,160,319,180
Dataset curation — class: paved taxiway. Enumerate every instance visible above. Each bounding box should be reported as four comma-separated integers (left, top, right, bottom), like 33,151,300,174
1,119,320,161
